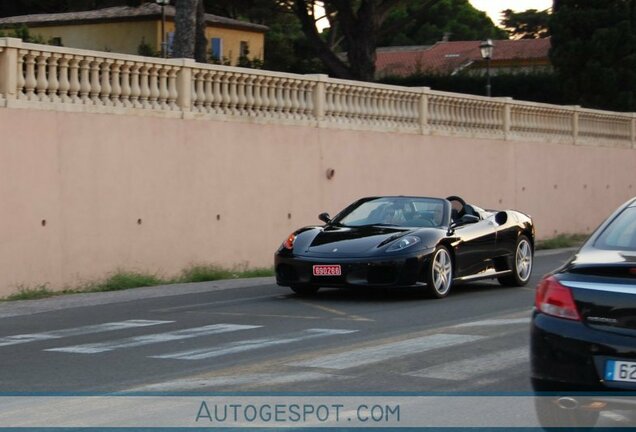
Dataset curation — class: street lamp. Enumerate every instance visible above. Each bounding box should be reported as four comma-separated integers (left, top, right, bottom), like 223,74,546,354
479,39,494,97
156,0,170,58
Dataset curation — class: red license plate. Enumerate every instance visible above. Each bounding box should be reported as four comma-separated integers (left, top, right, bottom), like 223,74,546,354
313,265,342,276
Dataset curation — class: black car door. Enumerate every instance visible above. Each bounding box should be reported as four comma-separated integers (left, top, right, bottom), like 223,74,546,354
452,218,498,277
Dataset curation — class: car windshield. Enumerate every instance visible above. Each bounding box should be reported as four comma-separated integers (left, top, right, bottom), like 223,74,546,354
594,206,636,251
333,197,448,228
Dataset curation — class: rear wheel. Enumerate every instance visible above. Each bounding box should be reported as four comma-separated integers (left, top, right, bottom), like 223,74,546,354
498,235,533,286
290,285,319,296
426,246,453,298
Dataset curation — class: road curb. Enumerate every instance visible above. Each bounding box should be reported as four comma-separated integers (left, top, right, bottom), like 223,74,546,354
535,247,578,257
0,276,276,319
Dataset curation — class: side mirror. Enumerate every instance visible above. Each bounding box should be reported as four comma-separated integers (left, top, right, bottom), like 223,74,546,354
495,211,508,226
318,212,331,224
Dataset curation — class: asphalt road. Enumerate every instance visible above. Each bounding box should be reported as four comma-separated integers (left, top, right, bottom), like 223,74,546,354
0,249,573,394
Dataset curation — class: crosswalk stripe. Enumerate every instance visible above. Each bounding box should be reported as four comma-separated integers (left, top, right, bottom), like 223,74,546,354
452,318,530,328
134,372,340,391
288,333,485,370
45,324,261,354
405,347,528,380
0,320,173,348
151,328,357,360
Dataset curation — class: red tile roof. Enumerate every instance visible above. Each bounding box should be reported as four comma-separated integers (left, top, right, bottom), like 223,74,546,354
376,38,551,77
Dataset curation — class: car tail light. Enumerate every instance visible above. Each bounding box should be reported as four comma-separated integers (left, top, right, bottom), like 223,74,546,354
535,276,581,321
283,233,296,250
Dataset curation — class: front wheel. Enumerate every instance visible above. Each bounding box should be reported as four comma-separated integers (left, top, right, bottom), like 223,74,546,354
498,235,533,286
426,246,453,298
290,285,319,296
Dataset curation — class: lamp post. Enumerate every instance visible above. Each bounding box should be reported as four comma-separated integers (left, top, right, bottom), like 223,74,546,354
156,0,170,58
479,39,494,97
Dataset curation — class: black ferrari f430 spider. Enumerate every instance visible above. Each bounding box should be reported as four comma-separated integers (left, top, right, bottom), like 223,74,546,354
275,196,534,298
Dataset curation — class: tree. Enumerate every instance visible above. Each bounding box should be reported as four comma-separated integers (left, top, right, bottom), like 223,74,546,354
501,8,550,39
172,0,207,62
550,0,636,111
378,0,507,47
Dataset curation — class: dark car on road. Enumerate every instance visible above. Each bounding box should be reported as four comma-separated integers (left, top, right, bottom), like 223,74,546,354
275,195,534,298
531,196,636,427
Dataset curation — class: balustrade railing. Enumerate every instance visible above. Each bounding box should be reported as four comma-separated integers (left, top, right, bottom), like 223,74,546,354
1,37,634,148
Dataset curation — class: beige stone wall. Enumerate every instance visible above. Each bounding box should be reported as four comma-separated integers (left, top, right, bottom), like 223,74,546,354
0,38,635,296
0,106,635,295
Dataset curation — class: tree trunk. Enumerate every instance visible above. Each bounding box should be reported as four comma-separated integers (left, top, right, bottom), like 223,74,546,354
172,0,196,59
194,0,208,63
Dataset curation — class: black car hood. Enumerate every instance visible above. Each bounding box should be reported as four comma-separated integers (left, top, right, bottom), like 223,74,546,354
299,225,413,257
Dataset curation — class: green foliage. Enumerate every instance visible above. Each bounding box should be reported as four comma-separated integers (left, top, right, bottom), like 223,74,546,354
137,37,158,57
550,0,636,111
1,24,46,43
380,71,564,105
1,265,275,301
378,0,508,47
501,9,550,39
5,285,55,301
536,233,589,250
85,271,163,292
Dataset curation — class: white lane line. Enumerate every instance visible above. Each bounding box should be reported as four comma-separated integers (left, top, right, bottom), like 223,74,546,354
45,324,260,354
406,347,528,380
134,372,340,391
452,318,530,328
0,320,174,348
152,328,357,360
288,333,484,370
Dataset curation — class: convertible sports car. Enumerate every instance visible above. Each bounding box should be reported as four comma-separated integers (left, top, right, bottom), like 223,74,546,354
275,195,534,298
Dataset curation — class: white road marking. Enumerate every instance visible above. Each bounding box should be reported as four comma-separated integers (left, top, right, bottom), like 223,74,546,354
0,320,173,348
133,372,340,391
452,318,530,328
45,324,260,354
288,333,485,370
406,347,528,380
152,328,357,360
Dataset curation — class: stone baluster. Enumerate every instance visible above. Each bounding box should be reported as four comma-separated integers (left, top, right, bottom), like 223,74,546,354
201,70,212,112
260,76,272,117
35,53,48,102
220,72,231,114
45,54,60,102
111,61,122,107
281,79,291,116
156,67,168,110
244,74,255,116
211,70,222,114
139,65,150,108
120,62,132,107
271,77,282,116
237,73,247,114
228,73,239,115
88,58,101,105
16,51,26,100
78,58,91,104
23,52,36,100
57,56,70,103
68,57,80,103
148,66,159,109
167,66,178,110
289,79,300,119
129,63,141,108
100,60,112,106
251,75,263,117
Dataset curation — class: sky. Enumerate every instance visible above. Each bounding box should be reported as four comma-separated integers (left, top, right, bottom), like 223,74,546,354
469,0,553,25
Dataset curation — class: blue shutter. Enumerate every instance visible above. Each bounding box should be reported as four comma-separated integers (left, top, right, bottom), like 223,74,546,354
167,32,174,57
211,38,222,60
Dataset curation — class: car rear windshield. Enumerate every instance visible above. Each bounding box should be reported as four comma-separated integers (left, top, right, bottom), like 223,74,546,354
595,207,636,251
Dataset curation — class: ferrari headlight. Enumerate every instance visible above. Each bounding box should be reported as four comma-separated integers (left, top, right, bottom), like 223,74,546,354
386,235,420,252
